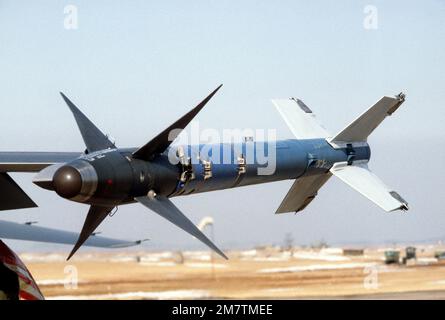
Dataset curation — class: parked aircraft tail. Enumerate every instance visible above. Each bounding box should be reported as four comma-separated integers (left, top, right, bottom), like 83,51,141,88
273,93,408,213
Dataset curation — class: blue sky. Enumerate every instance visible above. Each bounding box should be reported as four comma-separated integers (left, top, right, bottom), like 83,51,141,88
0,1,444,252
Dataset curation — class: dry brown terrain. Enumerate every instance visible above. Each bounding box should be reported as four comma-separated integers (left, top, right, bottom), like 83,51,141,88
21,245,445,300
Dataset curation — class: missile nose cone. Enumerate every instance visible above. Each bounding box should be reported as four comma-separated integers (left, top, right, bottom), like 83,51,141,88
53,166,83,199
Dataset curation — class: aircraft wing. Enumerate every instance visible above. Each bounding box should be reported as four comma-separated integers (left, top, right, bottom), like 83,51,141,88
0,152,81,173
0,152,81,211
0,220,144,248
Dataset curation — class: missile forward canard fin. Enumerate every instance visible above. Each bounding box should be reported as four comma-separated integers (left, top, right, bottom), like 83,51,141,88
60,92,116,153
133,85,223,160
135,195,228,260
271,98,330,139
67,205,115,260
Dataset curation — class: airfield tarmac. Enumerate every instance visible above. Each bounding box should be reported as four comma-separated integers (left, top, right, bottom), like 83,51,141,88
21,245,445,300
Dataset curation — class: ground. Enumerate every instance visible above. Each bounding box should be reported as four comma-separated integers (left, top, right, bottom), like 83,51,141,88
21,245,445,300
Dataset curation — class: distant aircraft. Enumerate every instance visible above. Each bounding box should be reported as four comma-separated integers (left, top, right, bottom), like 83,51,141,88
0,85,408,260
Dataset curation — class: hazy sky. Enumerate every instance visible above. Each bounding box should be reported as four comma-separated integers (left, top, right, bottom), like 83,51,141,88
0,1,444,253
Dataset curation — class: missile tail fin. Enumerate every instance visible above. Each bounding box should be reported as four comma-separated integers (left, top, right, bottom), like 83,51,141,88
329,93,406,146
